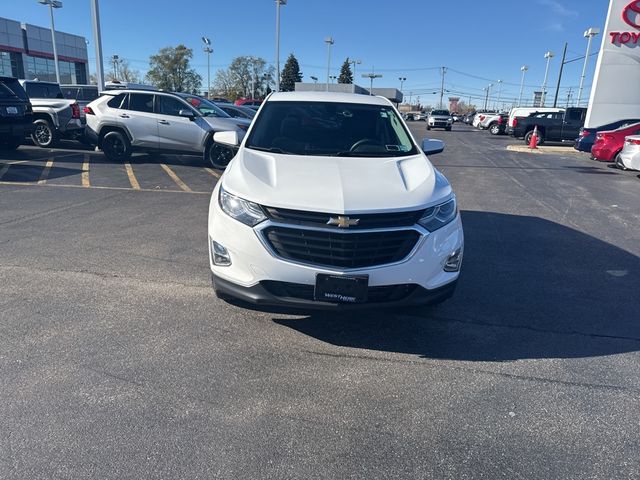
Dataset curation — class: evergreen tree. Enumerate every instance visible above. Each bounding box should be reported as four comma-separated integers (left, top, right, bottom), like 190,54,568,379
338,58,353,84
280,54,303,92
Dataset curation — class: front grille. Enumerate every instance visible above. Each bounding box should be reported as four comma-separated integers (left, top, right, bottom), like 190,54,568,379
262,226,420,268
262,281,417,303
264,206,423,229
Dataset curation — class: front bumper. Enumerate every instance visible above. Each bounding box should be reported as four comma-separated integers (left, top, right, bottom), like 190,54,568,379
208,184,464,309
212,273,457,310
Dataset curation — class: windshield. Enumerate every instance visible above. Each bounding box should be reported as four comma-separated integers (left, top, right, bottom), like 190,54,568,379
245,101,418,157
431,110,450,116
178,94,230,118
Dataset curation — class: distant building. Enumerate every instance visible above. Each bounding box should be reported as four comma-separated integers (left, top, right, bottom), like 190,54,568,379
0,16,88,84
532,91,543,107
448,96,460,113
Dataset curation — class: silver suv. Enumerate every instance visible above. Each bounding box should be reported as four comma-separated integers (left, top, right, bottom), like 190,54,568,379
85,90,251,168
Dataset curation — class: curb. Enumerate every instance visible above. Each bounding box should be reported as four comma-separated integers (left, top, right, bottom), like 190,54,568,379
506,144,584,155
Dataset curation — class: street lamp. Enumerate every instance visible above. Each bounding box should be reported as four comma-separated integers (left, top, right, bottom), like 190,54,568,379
496,79,503,110
329,75,337,83
324,37,334,91
349,58,361,80
362,72,382,95
275,0,287,92
518,65,528,107
112,54,119,80
577,27,600,106
310,76,318,83
202,37,212,98
398,76,406,93
38,0,63,84
541,51,554,106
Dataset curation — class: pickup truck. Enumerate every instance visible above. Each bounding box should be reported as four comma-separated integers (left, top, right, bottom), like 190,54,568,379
19,80,83,148
511,107,587,145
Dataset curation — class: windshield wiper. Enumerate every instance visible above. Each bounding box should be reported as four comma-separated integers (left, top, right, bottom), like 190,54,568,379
247,146,290,154
333,151,397,157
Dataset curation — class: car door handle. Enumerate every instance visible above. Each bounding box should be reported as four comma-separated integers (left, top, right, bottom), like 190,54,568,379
119,114,130,118
158,120,170,125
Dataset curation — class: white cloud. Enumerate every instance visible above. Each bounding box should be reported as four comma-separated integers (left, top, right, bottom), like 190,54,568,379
538,0,578,17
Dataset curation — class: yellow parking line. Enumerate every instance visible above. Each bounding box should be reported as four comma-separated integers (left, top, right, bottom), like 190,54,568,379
0,160,28,180
0,180,209,194
124,162,141,190
204,167,221,178
160,163,192,192
82,154,90,187
38,158,54,184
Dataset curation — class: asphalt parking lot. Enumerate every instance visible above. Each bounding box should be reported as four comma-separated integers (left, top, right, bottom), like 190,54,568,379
1,125,639,479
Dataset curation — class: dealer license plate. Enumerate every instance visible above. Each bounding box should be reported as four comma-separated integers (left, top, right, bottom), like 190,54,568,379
314,274,369,303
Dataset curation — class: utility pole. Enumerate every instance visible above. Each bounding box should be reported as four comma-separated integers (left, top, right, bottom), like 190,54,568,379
439,66,447,108
496,79,502,110
566,87,573,108
541,51,554,106
202,37,212,98
518,65,528,107
274,0,287,92
553,42,568,108
325,36,334,91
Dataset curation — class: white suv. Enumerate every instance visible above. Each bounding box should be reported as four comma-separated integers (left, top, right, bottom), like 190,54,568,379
85,90,251,168
208,92,464,309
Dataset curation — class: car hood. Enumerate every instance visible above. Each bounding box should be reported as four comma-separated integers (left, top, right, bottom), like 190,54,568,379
221,149,452,213
202,116,251,132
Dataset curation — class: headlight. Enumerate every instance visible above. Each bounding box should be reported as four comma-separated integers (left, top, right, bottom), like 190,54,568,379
417,197,457,232
219,186,266,226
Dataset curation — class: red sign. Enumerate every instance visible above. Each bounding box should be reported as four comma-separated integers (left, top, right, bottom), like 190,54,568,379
610,0,640,44
622,0,640,28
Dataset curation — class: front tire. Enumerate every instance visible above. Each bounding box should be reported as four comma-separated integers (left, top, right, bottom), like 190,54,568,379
31,119,58,148
207,142,235,170
524,130,544,145
102,130,131,161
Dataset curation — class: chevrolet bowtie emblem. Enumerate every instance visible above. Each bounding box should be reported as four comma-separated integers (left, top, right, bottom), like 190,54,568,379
327,215,360,228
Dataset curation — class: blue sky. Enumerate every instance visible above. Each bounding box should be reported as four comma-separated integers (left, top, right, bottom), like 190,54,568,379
4,0,608,106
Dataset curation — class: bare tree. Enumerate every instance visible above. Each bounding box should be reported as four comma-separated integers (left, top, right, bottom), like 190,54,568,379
213,56,274,101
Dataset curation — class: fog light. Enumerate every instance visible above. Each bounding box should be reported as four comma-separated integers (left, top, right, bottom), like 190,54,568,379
211,239,231,266
444,247,463,272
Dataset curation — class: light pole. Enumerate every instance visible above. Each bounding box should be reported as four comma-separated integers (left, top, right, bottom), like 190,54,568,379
496,79,503,110
324,37,334,91
398,76,406,93
38,0,62,83
577,27,600,106
349,58,361,80
275,0,287,92
362,72,382,95
90,0,104,91
329,75,337,83
202,37,212,98
541,51,554,106
111,54,119,80
518,65,528,107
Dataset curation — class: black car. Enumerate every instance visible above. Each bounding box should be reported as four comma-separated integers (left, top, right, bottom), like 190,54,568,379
217,103,256,119
512,107,587,144
0,76,33,150
574,119,640,152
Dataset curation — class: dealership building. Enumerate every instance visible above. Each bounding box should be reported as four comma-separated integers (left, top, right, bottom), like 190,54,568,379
0,16,88,84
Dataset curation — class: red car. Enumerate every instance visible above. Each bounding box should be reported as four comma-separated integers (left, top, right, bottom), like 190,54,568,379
234,98,262,107
591,122,640,161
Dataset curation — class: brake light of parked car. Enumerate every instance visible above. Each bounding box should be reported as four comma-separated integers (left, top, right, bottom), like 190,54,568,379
497,116,503,124
626,138,640,145
83,106,94,115
71,103,80,119
513,118,518,128
599,133,613,141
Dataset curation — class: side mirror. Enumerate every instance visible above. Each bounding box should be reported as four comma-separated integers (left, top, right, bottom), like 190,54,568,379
213,130,240,147
179,109,195,120
421,138,445,155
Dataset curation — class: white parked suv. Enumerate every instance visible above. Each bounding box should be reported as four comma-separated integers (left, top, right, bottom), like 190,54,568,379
85,90,251,168
207,91,464,309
